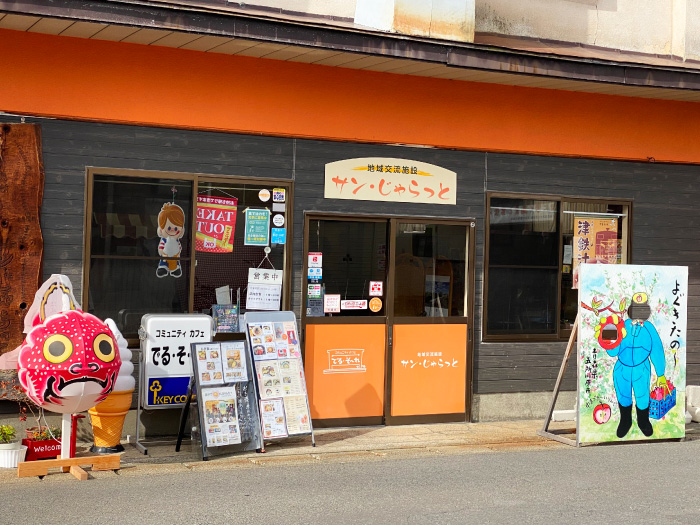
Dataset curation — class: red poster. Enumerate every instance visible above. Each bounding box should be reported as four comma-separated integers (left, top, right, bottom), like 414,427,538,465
196,196,238,253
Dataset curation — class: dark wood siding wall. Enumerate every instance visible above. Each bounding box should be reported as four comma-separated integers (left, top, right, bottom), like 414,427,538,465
7,116,698,397
479,154,700,394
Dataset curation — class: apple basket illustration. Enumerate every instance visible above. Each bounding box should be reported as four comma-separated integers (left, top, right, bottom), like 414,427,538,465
650,380,676,419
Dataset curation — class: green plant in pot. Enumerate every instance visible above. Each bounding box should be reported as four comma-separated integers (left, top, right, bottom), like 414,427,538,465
0,425,19,450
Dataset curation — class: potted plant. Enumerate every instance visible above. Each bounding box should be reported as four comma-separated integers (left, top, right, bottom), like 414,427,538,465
0,425,19,450
0,424,27,469
22,425,62,461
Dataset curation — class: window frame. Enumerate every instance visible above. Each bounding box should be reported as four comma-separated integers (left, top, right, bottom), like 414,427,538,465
82,167,294,343
482,191,632,342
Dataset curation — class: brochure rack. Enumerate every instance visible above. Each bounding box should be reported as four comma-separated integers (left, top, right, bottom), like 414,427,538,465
243,311,315,450
183,334,263,460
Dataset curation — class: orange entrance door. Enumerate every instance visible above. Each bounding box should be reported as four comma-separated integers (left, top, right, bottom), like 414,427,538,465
302,215,473,425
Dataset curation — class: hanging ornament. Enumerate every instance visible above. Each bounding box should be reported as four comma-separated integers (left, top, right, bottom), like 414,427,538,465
156,186,186,278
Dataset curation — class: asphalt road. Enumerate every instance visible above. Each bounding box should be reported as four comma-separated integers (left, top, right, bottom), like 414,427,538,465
4,440,700,524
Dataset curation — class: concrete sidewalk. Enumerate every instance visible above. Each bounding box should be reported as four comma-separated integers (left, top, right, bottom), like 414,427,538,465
4,420,698,483
0,419,575,483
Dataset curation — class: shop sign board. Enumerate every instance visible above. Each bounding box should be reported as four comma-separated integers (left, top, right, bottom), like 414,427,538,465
572,215,619,288
196,196,238,253
140,314,213,409
244,209,270,246
308,267,322,280
577,264,687,444
369,281,383,296
325,158,456,205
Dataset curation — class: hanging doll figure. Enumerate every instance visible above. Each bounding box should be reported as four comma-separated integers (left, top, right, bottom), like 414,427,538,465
156,202,185,278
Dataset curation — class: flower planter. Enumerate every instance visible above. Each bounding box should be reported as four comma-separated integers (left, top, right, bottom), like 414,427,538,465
21,438,61,461
0,445,27,468
0,441,20,450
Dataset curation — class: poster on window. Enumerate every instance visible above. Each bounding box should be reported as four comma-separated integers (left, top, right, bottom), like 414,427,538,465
196,196,238,253
577,264,687,444
244,208,270,246
572,216,619,289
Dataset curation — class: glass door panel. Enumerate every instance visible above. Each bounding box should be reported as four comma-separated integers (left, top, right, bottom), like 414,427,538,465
303,218,388,424
389,220,470,420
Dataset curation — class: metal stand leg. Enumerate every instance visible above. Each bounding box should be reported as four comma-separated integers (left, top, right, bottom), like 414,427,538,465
133,363,148,455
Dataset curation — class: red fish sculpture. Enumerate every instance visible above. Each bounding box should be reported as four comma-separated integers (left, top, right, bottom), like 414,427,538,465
17,309,121,414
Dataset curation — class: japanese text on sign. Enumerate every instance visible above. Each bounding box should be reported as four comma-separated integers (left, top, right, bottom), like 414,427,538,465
401,351,458,369
248,268,283,285
325,158,456,205
244,208,270,246
572,216,619,289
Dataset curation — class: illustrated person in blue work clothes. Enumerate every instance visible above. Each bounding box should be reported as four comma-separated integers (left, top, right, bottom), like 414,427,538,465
604,292,666,438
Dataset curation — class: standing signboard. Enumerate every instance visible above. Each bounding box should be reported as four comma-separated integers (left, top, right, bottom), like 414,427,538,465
577,264,687,444
188,337,263,459
135,314,213,454
139,314,213,409
244,311,315,446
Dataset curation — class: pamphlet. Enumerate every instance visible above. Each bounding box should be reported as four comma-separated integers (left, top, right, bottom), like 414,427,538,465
260,398,288,439
283,321,301,358
213,304,239,333
278,358,305,397
195,343,224,386
255,361,283,399
248,322,278,361
283,395,311,435
202,386,242,446
221,340,248,383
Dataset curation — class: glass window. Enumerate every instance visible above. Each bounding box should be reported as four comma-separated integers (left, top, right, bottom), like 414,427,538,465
87,172,291,339
486,198,559,335
393,222,467,317
559,202,628,334
484,195,629,340
88,175,194,337
306,220,388,317
193,181,287,313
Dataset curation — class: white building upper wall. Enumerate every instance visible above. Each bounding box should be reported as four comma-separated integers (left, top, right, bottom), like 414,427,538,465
476,0,700,61
231,0,700,61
